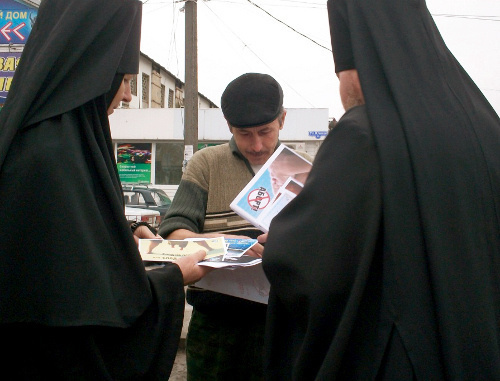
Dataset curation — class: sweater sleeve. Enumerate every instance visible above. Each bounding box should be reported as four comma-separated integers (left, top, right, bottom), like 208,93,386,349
158,179,208,237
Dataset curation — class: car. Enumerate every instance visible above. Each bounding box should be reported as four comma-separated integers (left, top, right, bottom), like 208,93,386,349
124,206,161,228
122,185,172,223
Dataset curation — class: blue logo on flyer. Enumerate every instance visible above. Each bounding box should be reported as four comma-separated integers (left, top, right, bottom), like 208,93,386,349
247,187,271,211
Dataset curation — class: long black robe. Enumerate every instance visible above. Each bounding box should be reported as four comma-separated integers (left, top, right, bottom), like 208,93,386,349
263,0,500,379
0,0,185,378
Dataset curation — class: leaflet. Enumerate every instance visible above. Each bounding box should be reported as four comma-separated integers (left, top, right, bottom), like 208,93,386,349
138,237,259,268
230,144,312,232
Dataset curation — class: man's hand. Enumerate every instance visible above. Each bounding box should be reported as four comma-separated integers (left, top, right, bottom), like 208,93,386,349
246,233,268,258
174,250,213,285
246,243,264,258
132,225,161,245
258,233,267,245
167,228,268,258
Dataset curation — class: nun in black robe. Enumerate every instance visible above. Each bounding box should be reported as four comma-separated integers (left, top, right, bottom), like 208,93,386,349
263,0,500,379
0,0,186,378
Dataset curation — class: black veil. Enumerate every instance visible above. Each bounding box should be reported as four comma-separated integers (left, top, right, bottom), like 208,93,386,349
264,0,500,378
0,0,156,328
329,0,500,376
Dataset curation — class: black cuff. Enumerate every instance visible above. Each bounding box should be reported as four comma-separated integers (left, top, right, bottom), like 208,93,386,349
130,221,158,235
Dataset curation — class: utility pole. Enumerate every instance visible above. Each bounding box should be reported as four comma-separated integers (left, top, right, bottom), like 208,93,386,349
184,0,198,157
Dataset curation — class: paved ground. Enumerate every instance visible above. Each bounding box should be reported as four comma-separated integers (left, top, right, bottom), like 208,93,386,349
169,342,187,381
168,301,191,380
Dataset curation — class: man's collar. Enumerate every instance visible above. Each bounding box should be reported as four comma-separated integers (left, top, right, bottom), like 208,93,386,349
229,136,244,159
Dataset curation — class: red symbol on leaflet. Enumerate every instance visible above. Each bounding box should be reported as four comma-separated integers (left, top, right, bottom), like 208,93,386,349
247,188,270,211
1,22,26,41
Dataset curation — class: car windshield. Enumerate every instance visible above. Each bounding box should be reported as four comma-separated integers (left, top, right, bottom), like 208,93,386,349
154,191,172,206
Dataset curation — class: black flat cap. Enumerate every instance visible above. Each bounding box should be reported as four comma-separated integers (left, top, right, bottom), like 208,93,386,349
221,73,284,128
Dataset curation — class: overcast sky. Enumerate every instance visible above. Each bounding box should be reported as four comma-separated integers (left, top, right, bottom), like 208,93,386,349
140,0,500,120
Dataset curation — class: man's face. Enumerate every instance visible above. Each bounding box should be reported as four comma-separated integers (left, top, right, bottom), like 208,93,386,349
107,74,133,115
230,115,284,166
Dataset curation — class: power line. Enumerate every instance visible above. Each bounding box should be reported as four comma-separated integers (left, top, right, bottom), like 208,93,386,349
261,0,325,6
200,1,269,66
167,0,181,77
432,13,500,22
200,0,317,107
241,0,326,9
143,0,326,6
245,0,331,51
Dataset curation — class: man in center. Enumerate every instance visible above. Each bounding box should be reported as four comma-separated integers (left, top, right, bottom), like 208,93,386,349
159,73,309,380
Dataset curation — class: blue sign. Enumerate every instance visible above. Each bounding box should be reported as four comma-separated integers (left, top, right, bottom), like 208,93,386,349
308,131,328,139
0,51,21,103
0,0,37,44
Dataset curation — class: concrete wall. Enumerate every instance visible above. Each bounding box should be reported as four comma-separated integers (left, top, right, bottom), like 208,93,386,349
110,107,329,143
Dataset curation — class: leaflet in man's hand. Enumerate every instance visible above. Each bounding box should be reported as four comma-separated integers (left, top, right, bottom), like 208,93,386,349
139,237,226,262
230,144,312,232
138,237,259,268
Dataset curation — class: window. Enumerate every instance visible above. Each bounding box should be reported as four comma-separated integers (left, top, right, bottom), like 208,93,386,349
168,89,174,108
175,87,184,108
161,84,165,108
130,74,137,96
142,73,150,108
123,191,146,206
155,142,184,185
152,191,172,207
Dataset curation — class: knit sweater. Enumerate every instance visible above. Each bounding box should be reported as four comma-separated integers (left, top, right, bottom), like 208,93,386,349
159,138,267,319
159,138,262,239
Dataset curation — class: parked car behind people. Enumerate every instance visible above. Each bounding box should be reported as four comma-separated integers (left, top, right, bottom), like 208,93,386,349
123,185,172,221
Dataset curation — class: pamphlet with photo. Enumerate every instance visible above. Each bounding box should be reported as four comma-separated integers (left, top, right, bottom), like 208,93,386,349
139,237,259,268
230,144,312,232
139,237,226,262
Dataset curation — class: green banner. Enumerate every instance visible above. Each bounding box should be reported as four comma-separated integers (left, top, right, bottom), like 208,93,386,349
118,163,151,183
117,143,152,183
198,143,219,150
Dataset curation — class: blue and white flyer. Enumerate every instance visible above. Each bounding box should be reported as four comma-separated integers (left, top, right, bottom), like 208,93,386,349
230,145,312,232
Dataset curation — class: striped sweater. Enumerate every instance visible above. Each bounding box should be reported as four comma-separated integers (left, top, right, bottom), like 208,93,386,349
158,138,267,317
158,138,262,239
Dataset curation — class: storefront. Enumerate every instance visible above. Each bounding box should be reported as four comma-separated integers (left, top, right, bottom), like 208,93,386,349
109,107,329,198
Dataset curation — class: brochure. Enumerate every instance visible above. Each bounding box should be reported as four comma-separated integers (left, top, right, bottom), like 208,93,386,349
138,237,259,268
225,238,259,257
230,144,312,232
139,237,226,262
194,263,270,304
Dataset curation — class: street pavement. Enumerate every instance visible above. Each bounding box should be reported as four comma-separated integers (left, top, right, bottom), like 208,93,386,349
168,301,191,380
169,343,187,381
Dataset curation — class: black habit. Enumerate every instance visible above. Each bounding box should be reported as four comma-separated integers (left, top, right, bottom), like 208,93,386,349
0,0,185,378
263,0,500,379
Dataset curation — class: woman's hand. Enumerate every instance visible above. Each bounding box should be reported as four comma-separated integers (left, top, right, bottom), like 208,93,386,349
174,250,213,285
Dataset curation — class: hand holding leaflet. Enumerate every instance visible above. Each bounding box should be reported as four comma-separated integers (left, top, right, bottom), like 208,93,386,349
138,237,259,268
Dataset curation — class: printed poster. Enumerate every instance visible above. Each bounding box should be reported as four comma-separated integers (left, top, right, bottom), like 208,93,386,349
117,143,152,183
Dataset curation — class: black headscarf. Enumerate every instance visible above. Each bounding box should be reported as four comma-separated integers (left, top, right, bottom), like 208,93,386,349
264,0,500,378
0,0,152,327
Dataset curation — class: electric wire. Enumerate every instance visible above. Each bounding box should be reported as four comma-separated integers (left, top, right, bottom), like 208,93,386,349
245,0,331,51
201,0,317,106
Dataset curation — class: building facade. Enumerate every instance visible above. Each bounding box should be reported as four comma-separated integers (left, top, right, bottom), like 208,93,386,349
110,105,329,199
123,52,217,111
0,1,330,198
111,54,329,199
